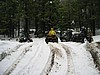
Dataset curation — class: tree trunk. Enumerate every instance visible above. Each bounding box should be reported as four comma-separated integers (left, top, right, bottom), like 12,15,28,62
18,19,20,37
24,18,29,38
35,17,38,36
92,19,95,36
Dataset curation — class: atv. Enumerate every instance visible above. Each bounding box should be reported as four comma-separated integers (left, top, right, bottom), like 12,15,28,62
19,35,33,43
45,35,58,44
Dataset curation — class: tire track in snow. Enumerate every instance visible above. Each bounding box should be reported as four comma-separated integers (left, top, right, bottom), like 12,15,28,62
15,41,50,75
41,43,68,75
49,43,67,75
40,44,55,75
2,43,33,75
0,44,23,62
60,43,75,75
11,41,43,75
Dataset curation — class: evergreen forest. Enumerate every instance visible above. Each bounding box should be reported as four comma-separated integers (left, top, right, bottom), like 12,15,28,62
0,0,100,38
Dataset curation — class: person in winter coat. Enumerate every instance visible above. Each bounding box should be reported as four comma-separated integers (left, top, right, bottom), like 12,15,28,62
48,28,56,36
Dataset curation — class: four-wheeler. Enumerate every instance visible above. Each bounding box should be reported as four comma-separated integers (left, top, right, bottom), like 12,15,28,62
19,35,33,43
45,35,58,44
45,28,58,44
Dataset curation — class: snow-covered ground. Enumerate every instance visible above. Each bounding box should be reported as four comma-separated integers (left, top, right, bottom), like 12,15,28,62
0,36,100,75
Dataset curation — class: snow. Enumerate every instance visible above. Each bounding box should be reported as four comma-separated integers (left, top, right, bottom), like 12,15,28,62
0,36,100,75
0,41,20,52
93,35,100,42
62,42,99,75
48,43,68,75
